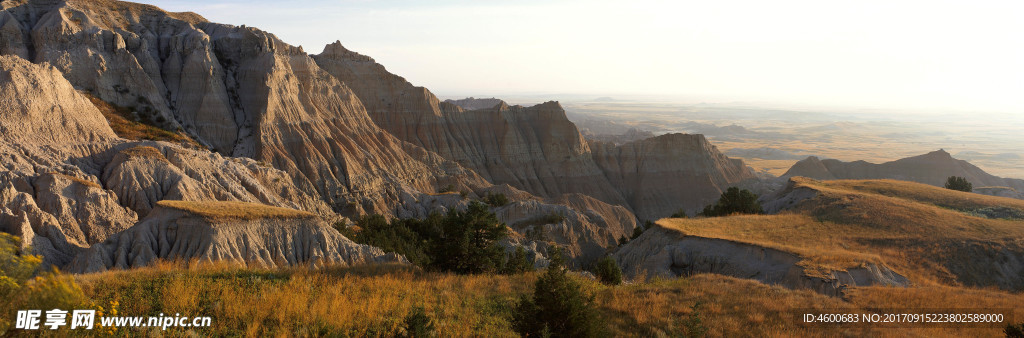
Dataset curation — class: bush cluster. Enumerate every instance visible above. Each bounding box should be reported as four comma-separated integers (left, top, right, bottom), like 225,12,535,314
513,249,604,337
342,201,533,274
699,187,763,217
945,176,973,192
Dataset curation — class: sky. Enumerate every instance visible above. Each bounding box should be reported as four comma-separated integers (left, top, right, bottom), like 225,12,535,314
141,0,1024,114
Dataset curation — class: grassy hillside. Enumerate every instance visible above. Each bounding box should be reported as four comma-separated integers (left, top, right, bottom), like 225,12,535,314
156,200,316,220
85,93,201,148
658,177,1024,288
35,263,1012,337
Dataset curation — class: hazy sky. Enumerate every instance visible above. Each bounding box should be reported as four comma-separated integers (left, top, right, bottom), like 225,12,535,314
142,0,1023,113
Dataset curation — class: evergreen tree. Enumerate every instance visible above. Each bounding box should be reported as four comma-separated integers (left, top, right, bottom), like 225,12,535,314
502,246,535,274
513,248,604,337
431,201,508,273
944,176,973,192
593,256,622,285
699,187,764,217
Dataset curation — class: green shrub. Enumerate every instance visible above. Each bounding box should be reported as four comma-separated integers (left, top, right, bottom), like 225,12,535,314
347,214,433,267
0,234,91,334
593,257,622,286
699,187,763,217
513,248,604,337
945,176,973,192
502,246,535,274
344,202,509,274
402,306,436,338
670,209,688,218
631,226,645,240
431,201,507,274
678,301,708,337
483,192,511,207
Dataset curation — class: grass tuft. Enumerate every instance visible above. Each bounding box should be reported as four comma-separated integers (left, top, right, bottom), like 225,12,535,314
156,200,315,220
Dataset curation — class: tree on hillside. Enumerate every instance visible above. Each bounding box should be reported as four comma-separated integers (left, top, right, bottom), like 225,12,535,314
513,248,604,337
431,201,508,274
593,256,622,285
944,176,973,192
342,202,512,274
699,187,764,217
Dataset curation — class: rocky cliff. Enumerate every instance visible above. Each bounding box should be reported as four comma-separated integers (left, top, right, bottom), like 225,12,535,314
313,43,629,208
0,54,340,267
613,223,910,296
0,0,751,270
313,42,757,220
69,201,404,273
785,150,1024,195
0,0,490,218
590,133,757,220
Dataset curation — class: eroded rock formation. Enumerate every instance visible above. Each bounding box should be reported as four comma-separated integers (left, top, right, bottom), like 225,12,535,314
785,150,1024,193
614,223,910,296
590,134,757,220
69,201,404,273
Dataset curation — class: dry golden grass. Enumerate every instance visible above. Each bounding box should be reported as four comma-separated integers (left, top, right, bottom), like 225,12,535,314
53,173,102,189
819,178,1024,213
77,262,531,337
68,261,1022,337
85,93,201,148
156,200,315,220
658,177,1024,286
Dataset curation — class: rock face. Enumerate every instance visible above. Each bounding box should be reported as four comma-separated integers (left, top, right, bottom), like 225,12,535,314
590,134,757,220
313,43,629,207
0,0,489,218
313,42,755,220
485,184,638,265
784,150,1024,196
0,0,748,271
0,55,115,144
614,224,910,296
444,97,504,110
0,52,344,269
69,201,404,273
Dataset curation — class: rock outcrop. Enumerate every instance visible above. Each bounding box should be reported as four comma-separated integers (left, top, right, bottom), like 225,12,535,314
614,223,910,296
314,43,629,208
313,42,757,220
590,134,757,220
70,201,404,273
485,184,638,265
0,0,745,271
444,97,504,110
0,55,115,144
0,0,490,218
0,51,346,269
784,150,1024,195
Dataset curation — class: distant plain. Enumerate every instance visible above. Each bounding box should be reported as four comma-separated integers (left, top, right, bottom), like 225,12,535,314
561,100,1024,179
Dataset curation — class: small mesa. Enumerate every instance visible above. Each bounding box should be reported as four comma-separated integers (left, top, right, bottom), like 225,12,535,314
156,200,315,220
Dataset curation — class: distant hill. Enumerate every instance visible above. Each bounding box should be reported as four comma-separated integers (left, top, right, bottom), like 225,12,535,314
618,177,1024,293
783,150,1024,196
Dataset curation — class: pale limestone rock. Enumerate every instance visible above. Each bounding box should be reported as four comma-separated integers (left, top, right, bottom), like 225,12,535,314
69,201,406,273
0,55,116,144
32,172,137,245
589,133,757,220
613,224,910,296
